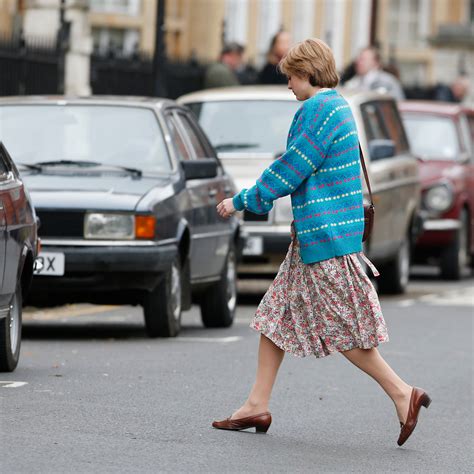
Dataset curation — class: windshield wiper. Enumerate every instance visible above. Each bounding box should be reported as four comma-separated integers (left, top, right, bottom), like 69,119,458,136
214,142,258,152
35,160,102,167
16,162,42,171
34,160,142,177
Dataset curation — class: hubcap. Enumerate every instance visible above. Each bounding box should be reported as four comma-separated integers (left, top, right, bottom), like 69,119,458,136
226,250,237,313
170,262,182,322
9,295,19,355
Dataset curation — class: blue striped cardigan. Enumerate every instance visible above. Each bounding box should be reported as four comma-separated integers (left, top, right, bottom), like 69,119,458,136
232,89,364,264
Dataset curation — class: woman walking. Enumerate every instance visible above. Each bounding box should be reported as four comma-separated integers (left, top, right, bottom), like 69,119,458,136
214,38,431,446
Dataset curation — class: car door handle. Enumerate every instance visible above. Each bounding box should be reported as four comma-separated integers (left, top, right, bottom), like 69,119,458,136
208,189,218,198
224,187,232,196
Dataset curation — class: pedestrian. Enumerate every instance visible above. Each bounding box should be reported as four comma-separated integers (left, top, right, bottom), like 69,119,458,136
203,42,244,89
432,75,470,103
214,38,430,446
258,31,291,84
345,46,405,100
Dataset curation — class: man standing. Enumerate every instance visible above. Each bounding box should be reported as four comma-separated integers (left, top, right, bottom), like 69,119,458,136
203,42,244,89
346,47,405,100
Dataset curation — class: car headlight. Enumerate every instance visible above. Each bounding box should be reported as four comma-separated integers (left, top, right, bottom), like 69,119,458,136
84,213,135,239
423,184,453,213
274,196,293,223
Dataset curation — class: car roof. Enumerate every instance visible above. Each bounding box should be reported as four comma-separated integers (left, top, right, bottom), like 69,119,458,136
399,100,473,116
0,95,178,111
177,85,395,105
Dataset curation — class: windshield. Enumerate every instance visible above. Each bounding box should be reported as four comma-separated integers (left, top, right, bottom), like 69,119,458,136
0,105,172,172
187,100,301,154
402,114,460,160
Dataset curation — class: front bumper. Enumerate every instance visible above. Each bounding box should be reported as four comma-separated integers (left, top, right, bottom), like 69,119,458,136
31,239,178,293
239,225,291,274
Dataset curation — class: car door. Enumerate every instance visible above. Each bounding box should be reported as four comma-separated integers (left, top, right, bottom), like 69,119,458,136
0,153,8,290
179,110,234,275
360,99,419,262
461,112,474,254
165,110,216,280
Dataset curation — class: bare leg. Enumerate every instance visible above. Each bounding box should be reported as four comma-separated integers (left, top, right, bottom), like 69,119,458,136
231,334,285,419
341,347,413,423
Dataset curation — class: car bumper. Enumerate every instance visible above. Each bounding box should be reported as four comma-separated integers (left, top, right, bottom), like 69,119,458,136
414,218,460,257
239,225,291,274
31,239,178,293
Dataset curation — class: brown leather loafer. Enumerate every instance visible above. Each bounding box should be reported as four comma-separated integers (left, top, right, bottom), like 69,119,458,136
212,412,272,433
397,387,431,446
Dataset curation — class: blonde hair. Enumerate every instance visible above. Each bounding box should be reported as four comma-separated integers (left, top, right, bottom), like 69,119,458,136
279,38,339,88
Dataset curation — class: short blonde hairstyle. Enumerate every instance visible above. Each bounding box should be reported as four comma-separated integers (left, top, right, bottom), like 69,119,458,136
279,38,339,88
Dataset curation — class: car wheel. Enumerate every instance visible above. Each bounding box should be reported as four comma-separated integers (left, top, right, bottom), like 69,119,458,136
377,234,411,295
440,209,469,280
0,284,22,372
200,244,237,328
142,256,182,338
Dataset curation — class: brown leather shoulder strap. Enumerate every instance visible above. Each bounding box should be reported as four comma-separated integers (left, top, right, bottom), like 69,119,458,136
359,143,373,205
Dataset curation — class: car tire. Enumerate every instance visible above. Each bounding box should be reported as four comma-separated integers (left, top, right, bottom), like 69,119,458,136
377,234,411,295
200,244,237,328
142,256,182,338
440,209,469,280
0,284,22,372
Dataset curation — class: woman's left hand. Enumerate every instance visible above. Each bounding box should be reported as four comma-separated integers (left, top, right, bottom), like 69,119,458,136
216,198,236,218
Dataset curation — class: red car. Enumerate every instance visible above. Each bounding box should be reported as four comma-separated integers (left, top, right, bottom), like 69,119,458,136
399,101,474,279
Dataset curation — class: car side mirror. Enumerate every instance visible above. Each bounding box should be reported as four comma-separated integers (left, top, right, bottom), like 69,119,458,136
181,158,218,180
369,139,396,161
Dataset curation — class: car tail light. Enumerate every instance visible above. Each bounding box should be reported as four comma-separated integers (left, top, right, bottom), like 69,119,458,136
135,216,156,239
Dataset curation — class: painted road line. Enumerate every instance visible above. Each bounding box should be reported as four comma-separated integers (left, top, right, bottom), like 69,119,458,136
23,304,121,321
0,381,28,388
175,336,242,343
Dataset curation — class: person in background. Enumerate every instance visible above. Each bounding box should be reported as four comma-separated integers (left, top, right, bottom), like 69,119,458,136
258,31,291,84
345,46,405,100
432,75,470,103
203,42,244,89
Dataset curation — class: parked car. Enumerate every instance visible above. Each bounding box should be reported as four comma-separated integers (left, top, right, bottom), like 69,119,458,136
399,101,474,279
179,86,421,294
0,96,241,337
0,142,38,371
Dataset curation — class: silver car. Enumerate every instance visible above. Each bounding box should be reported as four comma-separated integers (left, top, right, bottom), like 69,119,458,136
179,86,421,294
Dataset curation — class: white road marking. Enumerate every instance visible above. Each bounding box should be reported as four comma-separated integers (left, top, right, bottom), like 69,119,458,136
175,336,242,343
395,288,474,308
0,381,28,388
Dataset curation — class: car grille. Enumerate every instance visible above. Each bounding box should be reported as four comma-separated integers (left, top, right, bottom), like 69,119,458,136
243,210,268,222
36,210,85,238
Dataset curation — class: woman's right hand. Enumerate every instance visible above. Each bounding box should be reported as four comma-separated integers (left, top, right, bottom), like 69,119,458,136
216,198,236,219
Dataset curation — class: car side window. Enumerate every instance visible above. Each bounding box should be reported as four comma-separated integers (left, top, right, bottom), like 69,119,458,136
361,102,388,141
174,113,208,159
0,146,10,178
459,114,473,160
166,114,192,161
377,101,410,154
468,115,474,163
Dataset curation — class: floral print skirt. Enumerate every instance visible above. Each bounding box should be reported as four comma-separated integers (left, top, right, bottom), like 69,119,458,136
250,228,389,358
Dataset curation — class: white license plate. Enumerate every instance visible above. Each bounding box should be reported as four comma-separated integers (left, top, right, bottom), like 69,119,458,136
243,236,263,256
33,252,65,276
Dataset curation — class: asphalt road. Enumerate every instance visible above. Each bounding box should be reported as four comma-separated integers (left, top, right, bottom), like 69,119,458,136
1,269,473,473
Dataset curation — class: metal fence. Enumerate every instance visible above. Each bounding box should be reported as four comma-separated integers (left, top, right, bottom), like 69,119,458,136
0,33,64,96
90,50,206,99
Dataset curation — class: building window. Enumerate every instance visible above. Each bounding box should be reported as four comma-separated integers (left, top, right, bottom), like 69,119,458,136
90,0,141,16
92,27,139,55
387,0,431,49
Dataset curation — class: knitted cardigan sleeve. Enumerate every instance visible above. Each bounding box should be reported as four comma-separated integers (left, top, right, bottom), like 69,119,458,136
232,103,328,214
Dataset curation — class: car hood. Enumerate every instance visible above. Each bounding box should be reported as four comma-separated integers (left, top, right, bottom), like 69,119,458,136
218,151,278,189
21,172,172,211
418,160,464,189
